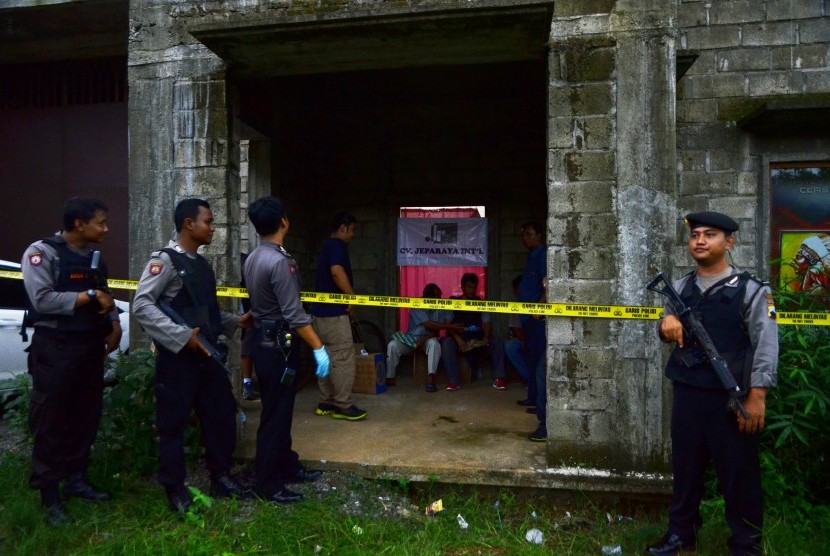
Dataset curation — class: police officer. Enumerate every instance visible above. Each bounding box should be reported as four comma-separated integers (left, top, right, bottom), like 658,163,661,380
132,198,251,513
22,197,121,524
243,196,330,503
647,212,778,556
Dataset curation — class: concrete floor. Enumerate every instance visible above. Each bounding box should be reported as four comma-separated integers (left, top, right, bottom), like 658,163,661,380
235,375,673,495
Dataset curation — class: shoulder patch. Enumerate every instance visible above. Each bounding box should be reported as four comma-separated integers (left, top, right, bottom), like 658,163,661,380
149,262,163,276
28,252,43,266
764,292,777,319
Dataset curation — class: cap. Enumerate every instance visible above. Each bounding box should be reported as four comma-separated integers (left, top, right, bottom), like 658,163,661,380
685,211,739,234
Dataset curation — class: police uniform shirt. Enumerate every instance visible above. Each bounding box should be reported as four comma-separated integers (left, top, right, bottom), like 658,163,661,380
243,243,311,328
662,266,778,389
132,240,238,353
22,238,119,328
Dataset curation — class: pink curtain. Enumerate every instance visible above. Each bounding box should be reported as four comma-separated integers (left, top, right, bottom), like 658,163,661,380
398,208,486,331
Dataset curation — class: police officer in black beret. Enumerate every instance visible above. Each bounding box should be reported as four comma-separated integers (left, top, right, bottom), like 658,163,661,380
647,212,778,556
133,198,252,513
21,197,122,524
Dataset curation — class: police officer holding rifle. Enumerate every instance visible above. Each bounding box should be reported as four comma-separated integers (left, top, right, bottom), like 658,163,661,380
646,212,778,556
133,198,252,513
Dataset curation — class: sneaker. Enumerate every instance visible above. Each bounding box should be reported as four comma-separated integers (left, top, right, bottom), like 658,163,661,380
528,423,547,442
315,403,336,416
445,383,459,391
242,382,259,401
492,378,507,390
425,383,437,393
331,405,368,421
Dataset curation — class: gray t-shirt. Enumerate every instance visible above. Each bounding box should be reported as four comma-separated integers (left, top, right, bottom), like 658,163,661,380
407,308,452,340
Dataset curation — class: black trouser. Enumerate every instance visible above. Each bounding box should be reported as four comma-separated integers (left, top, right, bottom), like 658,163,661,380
28,328,105,490
250,330,301,498
669,382,763,555
154,348,236,489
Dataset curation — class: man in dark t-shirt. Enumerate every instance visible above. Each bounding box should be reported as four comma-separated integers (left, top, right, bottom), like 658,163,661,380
310,212,367,421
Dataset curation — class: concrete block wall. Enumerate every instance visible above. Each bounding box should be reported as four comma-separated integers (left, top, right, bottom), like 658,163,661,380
129,1,241,352
676,0,830,276
546,0,677,470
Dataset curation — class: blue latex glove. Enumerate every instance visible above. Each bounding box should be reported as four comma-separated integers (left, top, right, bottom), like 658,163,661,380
313,346,330,378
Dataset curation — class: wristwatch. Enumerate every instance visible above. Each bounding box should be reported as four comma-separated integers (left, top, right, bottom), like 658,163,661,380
86,288,97,299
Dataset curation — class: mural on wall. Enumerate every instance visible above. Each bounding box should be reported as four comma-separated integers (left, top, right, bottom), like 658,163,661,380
779,231,830,295
770,164,830,300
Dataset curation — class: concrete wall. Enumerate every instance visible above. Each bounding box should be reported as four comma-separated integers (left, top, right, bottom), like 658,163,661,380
124,0,830,474
676,0,830,274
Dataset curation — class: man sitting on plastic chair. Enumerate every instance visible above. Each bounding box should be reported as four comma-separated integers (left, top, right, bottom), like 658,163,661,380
440,273,507,392
385,283,458,392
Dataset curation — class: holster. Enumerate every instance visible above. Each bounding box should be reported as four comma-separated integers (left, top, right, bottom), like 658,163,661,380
260,319,292,350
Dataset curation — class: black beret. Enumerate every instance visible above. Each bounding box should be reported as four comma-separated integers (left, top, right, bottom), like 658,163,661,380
685,211,739,233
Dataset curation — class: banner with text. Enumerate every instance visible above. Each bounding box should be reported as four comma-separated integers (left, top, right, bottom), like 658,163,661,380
396,218,488,267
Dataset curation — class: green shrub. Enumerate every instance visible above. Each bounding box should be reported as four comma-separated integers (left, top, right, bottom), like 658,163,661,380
755,291,830,534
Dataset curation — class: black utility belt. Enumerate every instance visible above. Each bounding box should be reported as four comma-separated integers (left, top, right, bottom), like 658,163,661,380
256,319,293,350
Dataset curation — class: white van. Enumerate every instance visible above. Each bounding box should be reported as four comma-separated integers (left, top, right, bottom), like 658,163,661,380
0,259,130,378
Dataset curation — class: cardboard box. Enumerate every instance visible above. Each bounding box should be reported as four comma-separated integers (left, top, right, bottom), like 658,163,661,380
353,345,387,394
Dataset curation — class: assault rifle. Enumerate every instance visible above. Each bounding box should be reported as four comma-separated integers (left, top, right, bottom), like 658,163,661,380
646,272,749,419
158,302,231,378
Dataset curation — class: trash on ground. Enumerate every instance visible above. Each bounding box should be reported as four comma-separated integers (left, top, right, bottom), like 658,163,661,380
601,545,623,555
525,528,544,544
456,514,469,529
425,499,444,516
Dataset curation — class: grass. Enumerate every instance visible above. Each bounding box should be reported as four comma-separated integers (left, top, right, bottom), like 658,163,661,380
0,451,827,555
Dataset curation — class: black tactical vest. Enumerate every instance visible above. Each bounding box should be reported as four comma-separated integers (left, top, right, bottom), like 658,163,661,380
163,248,223,344
26,237,110,334
665,273,752,390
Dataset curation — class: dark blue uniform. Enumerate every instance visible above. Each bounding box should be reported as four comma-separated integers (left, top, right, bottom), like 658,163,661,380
662,269,778,555
243,242,310,498
22,237,114,491
133,241,239,492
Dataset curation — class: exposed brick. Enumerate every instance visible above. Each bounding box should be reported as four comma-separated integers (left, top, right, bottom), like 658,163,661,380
742,22,798,47
681,171,739,196
549,83,614,116
715,48,771,72
565,151,615,182
771,44,829,69
746,71,803,96
563,47,616,83
803,70,830,93
677,3,708,27
766,0,825,20
553,0,615,17
678,150,708,172
548,117,575,149
583,117,613,149
677,98,719,123
799,18,830,43
709,0,766,24
682,25,742,50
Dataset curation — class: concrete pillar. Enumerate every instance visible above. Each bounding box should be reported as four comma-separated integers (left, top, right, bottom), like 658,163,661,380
546,0,677,470
128,1,240,350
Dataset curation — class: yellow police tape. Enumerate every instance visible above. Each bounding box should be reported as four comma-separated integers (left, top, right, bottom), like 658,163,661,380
0,269,823,326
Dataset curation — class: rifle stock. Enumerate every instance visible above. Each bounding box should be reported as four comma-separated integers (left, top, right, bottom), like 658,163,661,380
647,272,749,419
